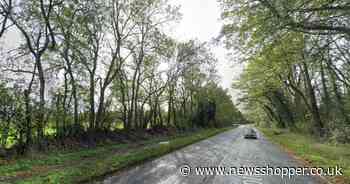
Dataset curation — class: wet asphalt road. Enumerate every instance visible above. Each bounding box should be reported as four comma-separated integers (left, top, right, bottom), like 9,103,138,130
94,126,327,184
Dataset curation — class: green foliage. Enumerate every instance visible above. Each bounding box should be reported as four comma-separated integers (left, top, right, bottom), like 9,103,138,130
260,128,350,183
199,82,244,126
0,128,231,184
0,84,25,149
0,0,237,154
221,0,350,139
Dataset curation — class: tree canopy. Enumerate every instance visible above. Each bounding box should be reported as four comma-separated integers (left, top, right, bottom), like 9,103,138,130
220,0,350,142
0,0,243,154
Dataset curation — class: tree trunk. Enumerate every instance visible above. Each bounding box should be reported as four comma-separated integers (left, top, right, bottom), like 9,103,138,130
65,57,79,130
167,87,173,126
95,85,107,129
328,66,350,124
302,61,324,134
24,90,32,148
320,61,331,117
89,74,96,130
36,56,46,149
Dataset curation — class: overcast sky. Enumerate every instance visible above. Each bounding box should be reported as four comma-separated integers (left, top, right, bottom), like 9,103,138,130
169,0,243,102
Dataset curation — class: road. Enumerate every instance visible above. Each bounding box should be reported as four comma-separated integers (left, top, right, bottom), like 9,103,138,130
94,126,327,184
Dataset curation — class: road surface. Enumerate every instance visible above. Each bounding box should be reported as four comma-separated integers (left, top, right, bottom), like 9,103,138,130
94,126,327,184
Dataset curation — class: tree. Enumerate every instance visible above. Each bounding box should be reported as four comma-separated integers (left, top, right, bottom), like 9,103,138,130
0,0,243,155
4,0,60,149
221,0,350,139
0,0,12,38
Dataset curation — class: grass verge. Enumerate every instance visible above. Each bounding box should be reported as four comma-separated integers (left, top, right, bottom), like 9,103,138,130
0,127,232,184
259,128,350,184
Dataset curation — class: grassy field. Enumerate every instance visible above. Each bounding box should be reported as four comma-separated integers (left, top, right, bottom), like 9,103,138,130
0,127,232,184
260,128,350,184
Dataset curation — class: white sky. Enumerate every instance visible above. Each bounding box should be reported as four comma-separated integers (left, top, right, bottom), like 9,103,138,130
169,0,243,102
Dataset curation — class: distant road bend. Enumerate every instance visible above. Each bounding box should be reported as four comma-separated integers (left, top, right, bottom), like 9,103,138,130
94,126,327,184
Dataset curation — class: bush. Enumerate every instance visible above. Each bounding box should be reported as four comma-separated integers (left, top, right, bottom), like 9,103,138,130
329,126,350,144
272,129,284,135
0,147,6,157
